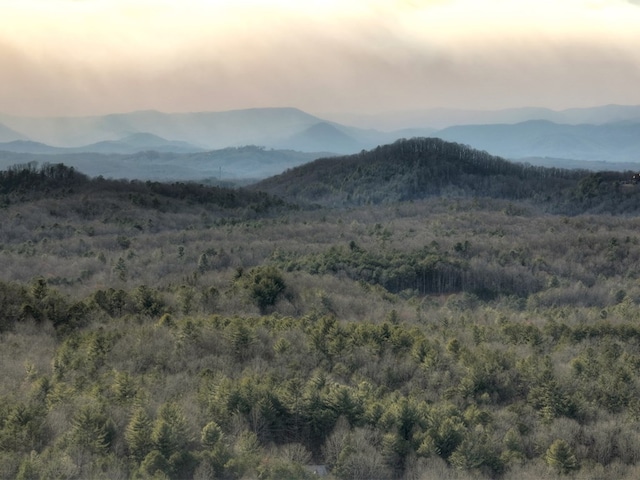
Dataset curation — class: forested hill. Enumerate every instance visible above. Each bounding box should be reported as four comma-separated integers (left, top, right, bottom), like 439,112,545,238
251,137,605,210
0,162,285,215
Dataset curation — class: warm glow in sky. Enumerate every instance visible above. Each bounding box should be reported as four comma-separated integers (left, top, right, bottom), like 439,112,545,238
2,0,640,116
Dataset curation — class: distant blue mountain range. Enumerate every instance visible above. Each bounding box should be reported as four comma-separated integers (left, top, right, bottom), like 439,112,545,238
0,105,639,171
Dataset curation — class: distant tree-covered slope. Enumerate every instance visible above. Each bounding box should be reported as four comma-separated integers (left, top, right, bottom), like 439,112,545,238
0,145,326,182
0,162,285,215
252,137,584,207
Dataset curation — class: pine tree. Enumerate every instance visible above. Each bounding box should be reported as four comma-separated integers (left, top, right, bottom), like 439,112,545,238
151,403,196,478
197,253,210,273
114,257,127,281
125,408,153,463
69,404,114,456
545,439,579,475
201,421,223,449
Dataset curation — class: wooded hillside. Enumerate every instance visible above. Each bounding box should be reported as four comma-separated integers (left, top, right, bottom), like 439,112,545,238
1,155,640,479
253,137,640,214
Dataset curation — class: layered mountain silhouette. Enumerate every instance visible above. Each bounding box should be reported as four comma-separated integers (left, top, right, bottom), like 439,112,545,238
0,134,202,155
333,104,640,130
0,146,324,182
75,133,203,154
1,105,640,173
436,120,640,162
0,108,357,152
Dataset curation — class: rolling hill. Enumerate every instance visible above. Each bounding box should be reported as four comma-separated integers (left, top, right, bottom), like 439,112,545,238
73,132,204,154
0,140,67,154
251,137,640,214
0,134,204,155
252,137,584,206
0,162,286,214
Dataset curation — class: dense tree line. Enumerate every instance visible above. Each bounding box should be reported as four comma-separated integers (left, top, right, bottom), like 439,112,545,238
0,162,89,200
272,240,541,298
0,162,286,214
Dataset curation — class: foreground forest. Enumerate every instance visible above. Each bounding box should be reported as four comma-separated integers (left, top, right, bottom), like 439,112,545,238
2,143,640,479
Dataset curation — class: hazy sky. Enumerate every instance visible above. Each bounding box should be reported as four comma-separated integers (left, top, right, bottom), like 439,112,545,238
2,0,640,117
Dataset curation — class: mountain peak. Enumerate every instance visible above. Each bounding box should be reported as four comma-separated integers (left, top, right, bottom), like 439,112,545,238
119,132,172,146
253,137,581,207
0,122,28,143
279,122,359,153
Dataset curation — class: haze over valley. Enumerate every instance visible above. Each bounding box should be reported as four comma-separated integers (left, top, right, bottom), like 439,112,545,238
2,104,640,182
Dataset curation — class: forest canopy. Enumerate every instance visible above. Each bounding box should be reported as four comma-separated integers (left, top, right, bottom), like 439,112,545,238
2,144,640,479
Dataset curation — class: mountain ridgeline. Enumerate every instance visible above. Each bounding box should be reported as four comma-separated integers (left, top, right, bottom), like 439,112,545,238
2,138,639,215
4,105,640,166
253,138,577,205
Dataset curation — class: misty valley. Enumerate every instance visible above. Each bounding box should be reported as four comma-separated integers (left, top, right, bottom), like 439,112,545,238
3,105,640,186
3,136,640,479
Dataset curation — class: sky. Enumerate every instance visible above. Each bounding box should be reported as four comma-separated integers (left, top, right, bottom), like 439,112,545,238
1,0,640,118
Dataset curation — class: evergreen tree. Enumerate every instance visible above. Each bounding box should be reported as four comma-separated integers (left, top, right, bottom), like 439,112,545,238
545,439,579,475
125,407,153,463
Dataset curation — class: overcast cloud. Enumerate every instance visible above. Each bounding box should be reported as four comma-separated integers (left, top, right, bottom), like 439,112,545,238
1,0,640,117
